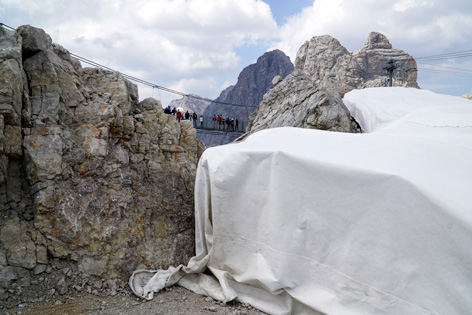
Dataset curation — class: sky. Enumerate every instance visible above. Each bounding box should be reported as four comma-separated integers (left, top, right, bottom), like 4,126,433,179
1,0,472,107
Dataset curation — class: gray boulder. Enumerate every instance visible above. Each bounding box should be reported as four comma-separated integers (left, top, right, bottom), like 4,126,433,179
17,24,52,56
244,71,359,139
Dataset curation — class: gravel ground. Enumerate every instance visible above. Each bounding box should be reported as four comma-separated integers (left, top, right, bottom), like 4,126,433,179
0,258,267,315
2,286,268,315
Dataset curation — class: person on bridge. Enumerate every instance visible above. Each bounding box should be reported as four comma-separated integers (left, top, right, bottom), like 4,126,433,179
212,115,217,129
200,115,204,127
192,112,198,126
177,110,183,122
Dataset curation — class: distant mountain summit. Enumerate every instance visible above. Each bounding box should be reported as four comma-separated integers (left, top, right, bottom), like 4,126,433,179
203,49,294,122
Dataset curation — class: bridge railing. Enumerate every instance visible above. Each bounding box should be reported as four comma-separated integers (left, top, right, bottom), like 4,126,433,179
169,114,248,132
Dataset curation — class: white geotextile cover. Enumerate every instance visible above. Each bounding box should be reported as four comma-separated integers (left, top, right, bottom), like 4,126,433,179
130,87,472,314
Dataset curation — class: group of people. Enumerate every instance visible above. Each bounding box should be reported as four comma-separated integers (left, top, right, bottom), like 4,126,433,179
212,114,239,131
164,106,203,127
163,106,241,131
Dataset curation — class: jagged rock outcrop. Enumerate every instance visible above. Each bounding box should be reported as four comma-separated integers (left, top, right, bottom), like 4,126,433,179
244,32,417,137
203,49,294,123
243,71,359,139
295,32,419,95
0,24,204,284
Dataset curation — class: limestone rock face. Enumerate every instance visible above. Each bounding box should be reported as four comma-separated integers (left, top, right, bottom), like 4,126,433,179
0,24,203,279
244,71,359,138
17,25,52,57
295,32,419,95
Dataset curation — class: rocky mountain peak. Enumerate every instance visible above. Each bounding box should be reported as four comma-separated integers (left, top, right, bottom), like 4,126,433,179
362,31,392,50
294,35,349,77
243,31,418,138
293,32,418,95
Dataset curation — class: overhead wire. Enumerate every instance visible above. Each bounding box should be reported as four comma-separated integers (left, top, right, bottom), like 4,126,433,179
418,68,472,77
70,53,256,108
1,22,254,108
3,22,472,92
415,50,472,61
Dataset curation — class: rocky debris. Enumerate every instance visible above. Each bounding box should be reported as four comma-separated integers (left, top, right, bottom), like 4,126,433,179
56,277,68,295
0,22,204,303
204,49,294,122
462,94,472,100
0,247,268,314
295,31,419,95
0,281,267,315
243,71,360,139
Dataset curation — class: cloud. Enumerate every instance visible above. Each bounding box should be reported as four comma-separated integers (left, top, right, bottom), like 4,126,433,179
1,0,277,101
269,0,472,96
272,0,472,60
1,0,471,100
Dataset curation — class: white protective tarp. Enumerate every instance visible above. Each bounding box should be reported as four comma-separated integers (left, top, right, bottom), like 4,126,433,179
130,87,472,314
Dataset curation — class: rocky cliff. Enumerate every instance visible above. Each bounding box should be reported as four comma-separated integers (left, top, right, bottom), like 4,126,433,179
244,32,417,136
244,71,360,137
0,23,204,291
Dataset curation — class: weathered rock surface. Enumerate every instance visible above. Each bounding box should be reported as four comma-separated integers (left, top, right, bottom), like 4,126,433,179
243,71,360,138
244,32,417,137
295,32,419,95
0,24,204,286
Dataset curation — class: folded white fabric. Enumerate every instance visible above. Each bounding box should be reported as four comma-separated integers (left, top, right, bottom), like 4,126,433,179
131,88,472,315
